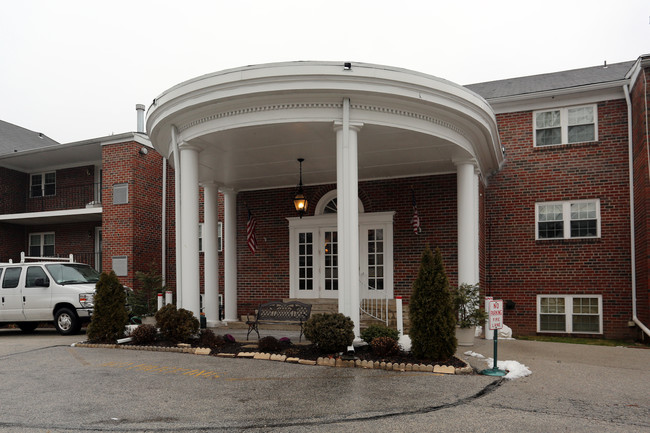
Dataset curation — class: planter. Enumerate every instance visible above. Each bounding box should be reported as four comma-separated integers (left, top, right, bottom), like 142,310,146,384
456,326,475,346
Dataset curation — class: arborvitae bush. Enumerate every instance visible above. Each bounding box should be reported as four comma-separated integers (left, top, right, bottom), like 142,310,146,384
129,265,164,317
360,323,399,344
258,336,281,352
154,304,199,343
303,313,354,354
195,329,224,350
130,324,158,345
87,271,129,343
370,336,401,357
408,246,457,360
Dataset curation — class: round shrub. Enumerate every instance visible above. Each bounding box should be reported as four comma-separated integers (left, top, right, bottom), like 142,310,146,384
130,324,157,345
371,336,401,357
360,324,399,344
195,329,224,350
258,336,281,353
303,313,354,354
154,304,199,343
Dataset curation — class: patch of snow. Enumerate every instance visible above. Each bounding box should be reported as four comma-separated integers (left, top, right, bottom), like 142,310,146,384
463,350,485,359
484,357,532,380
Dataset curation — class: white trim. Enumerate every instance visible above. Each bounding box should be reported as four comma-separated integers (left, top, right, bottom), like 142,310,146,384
288,211,395,299
535,199,601,240
28,232,55,257
533,104,598,147
314,189,365,215
0,206,102,223
536,294,603,334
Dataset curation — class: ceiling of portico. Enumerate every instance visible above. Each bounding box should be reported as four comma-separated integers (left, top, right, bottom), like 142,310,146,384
188,121,466,191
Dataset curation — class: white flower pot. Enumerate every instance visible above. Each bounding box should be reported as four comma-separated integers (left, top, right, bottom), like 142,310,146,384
456,326,475,346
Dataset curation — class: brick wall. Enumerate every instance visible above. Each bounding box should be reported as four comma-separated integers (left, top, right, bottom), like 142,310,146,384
632,66,650,328
235,174,458,316
485,99,633,339
102,141,165,290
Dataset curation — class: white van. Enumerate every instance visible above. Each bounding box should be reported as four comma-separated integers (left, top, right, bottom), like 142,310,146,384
0,254,100,335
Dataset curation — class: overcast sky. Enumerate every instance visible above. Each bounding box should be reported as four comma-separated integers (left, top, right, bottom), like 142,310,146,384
1,0,648,144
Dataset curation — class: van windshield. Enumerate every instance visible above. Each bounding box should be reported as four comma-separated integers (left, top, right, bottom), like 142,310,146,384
45,264,101,285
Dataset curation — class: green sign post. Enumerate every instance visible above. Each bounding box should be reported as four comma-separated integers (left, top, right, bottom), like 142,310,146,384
481,299,506,377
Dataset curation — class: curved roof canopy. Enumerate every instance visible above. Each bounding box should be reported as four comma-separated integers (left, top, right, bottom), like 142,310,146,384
147,61,503,191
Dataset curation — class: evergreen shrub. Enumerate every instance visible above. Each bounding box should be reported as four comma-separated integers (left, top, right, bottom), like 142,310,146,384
130,324,158,345
360,323,399,344
408,246,457,360
303,313,354,354
196,329,224,350
258,336,281,352
154,304,199,343
370,336,401,357
87,271,129,343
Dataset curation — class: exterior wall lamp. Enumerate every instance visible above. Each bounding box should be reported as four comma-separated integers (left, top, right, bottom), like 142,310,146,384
293,158,308,218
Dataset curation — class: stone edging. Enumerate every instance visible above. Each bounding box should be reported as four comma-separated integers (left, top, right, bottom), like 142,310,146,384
73,343,473,375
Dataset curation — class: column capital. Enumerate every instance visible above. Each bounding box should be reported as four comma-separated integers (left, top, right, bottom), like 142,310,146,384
452,159,477,168
178,141,202,152
200,181,220,189
219,186,238,195
333,121,364,132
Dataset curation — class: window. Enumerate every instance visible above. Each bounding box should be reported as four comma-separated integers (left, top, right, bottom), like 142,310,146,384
29,232,55,257
26,266,49,287
199,222,223,252
2,268,22,289
534,105,597,146
297,232,314,291
113,183,128,204
367,228,384,290
538,295,602,334
536,200,600,240
30,172,56,197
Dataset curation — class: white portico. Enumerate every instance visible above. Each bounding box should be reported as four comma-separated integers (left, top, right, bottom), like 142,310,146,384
146,61,503,333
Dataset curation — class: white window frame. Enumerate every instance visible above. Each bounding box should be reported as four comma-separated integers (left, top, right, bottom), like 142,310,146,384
199,222,223,253
288,212,394,299
537,294,603,334
535,199,601,240
30,171,56,197
533,104,598,147
28,232,55,257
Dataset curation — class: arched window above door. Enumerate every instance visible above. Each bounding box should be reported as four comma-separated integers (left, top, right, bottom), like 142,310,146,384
314,190,365,215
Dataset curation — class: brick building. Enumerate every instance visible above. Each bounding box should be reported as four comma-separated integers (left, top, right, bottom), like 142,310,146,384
1,57,649,340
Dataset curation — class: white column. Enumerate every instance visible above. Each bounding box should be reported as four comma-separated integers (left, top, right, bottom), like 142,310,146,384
222,188,238,322
335,98,362,338
456,161,479,286
203,182,220,327
179,143,201,319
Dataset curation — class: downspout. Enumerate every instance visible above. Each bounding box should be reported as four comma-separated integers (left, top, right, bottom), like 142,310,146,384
624,83,650,338
171,126,182,308
161,157,167,288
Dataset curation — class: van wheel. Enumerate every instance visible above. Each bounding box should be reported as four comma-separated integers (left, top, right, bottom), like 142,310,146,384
18,322,39,333
54,308,81,335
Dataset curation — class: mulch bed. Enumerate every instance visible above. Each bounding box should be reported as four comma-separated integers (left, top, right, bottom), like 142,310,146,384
194,339,467,369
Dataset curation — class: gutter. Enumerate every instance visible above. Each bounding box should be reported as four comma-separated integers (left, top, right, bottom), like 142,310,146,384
624,82,650,338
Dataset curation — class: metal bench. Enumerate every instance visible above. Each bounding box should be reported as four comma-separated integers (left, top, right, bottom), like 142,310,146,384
246,301,312,342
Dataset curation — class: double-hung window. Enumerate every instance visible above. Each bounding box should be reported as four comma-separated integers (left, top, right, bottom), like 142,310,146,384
29,232,55,257
199,222,223,252
536,199,600,240
534,105,597,146
537,295,602,334
30,172,56,197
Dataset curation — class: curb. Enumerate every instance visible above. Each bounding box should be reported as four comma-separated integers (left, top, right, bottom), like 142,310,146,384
73,343,472,374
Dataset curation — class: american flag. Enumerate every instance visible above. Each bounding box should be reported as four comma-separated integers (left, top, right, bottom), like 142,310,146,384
247,210,257,254
411,190,421,235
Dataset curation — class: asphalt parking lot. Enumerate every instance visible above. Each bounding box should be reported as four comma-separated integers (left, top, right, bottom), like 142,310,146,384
0,327,648,432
